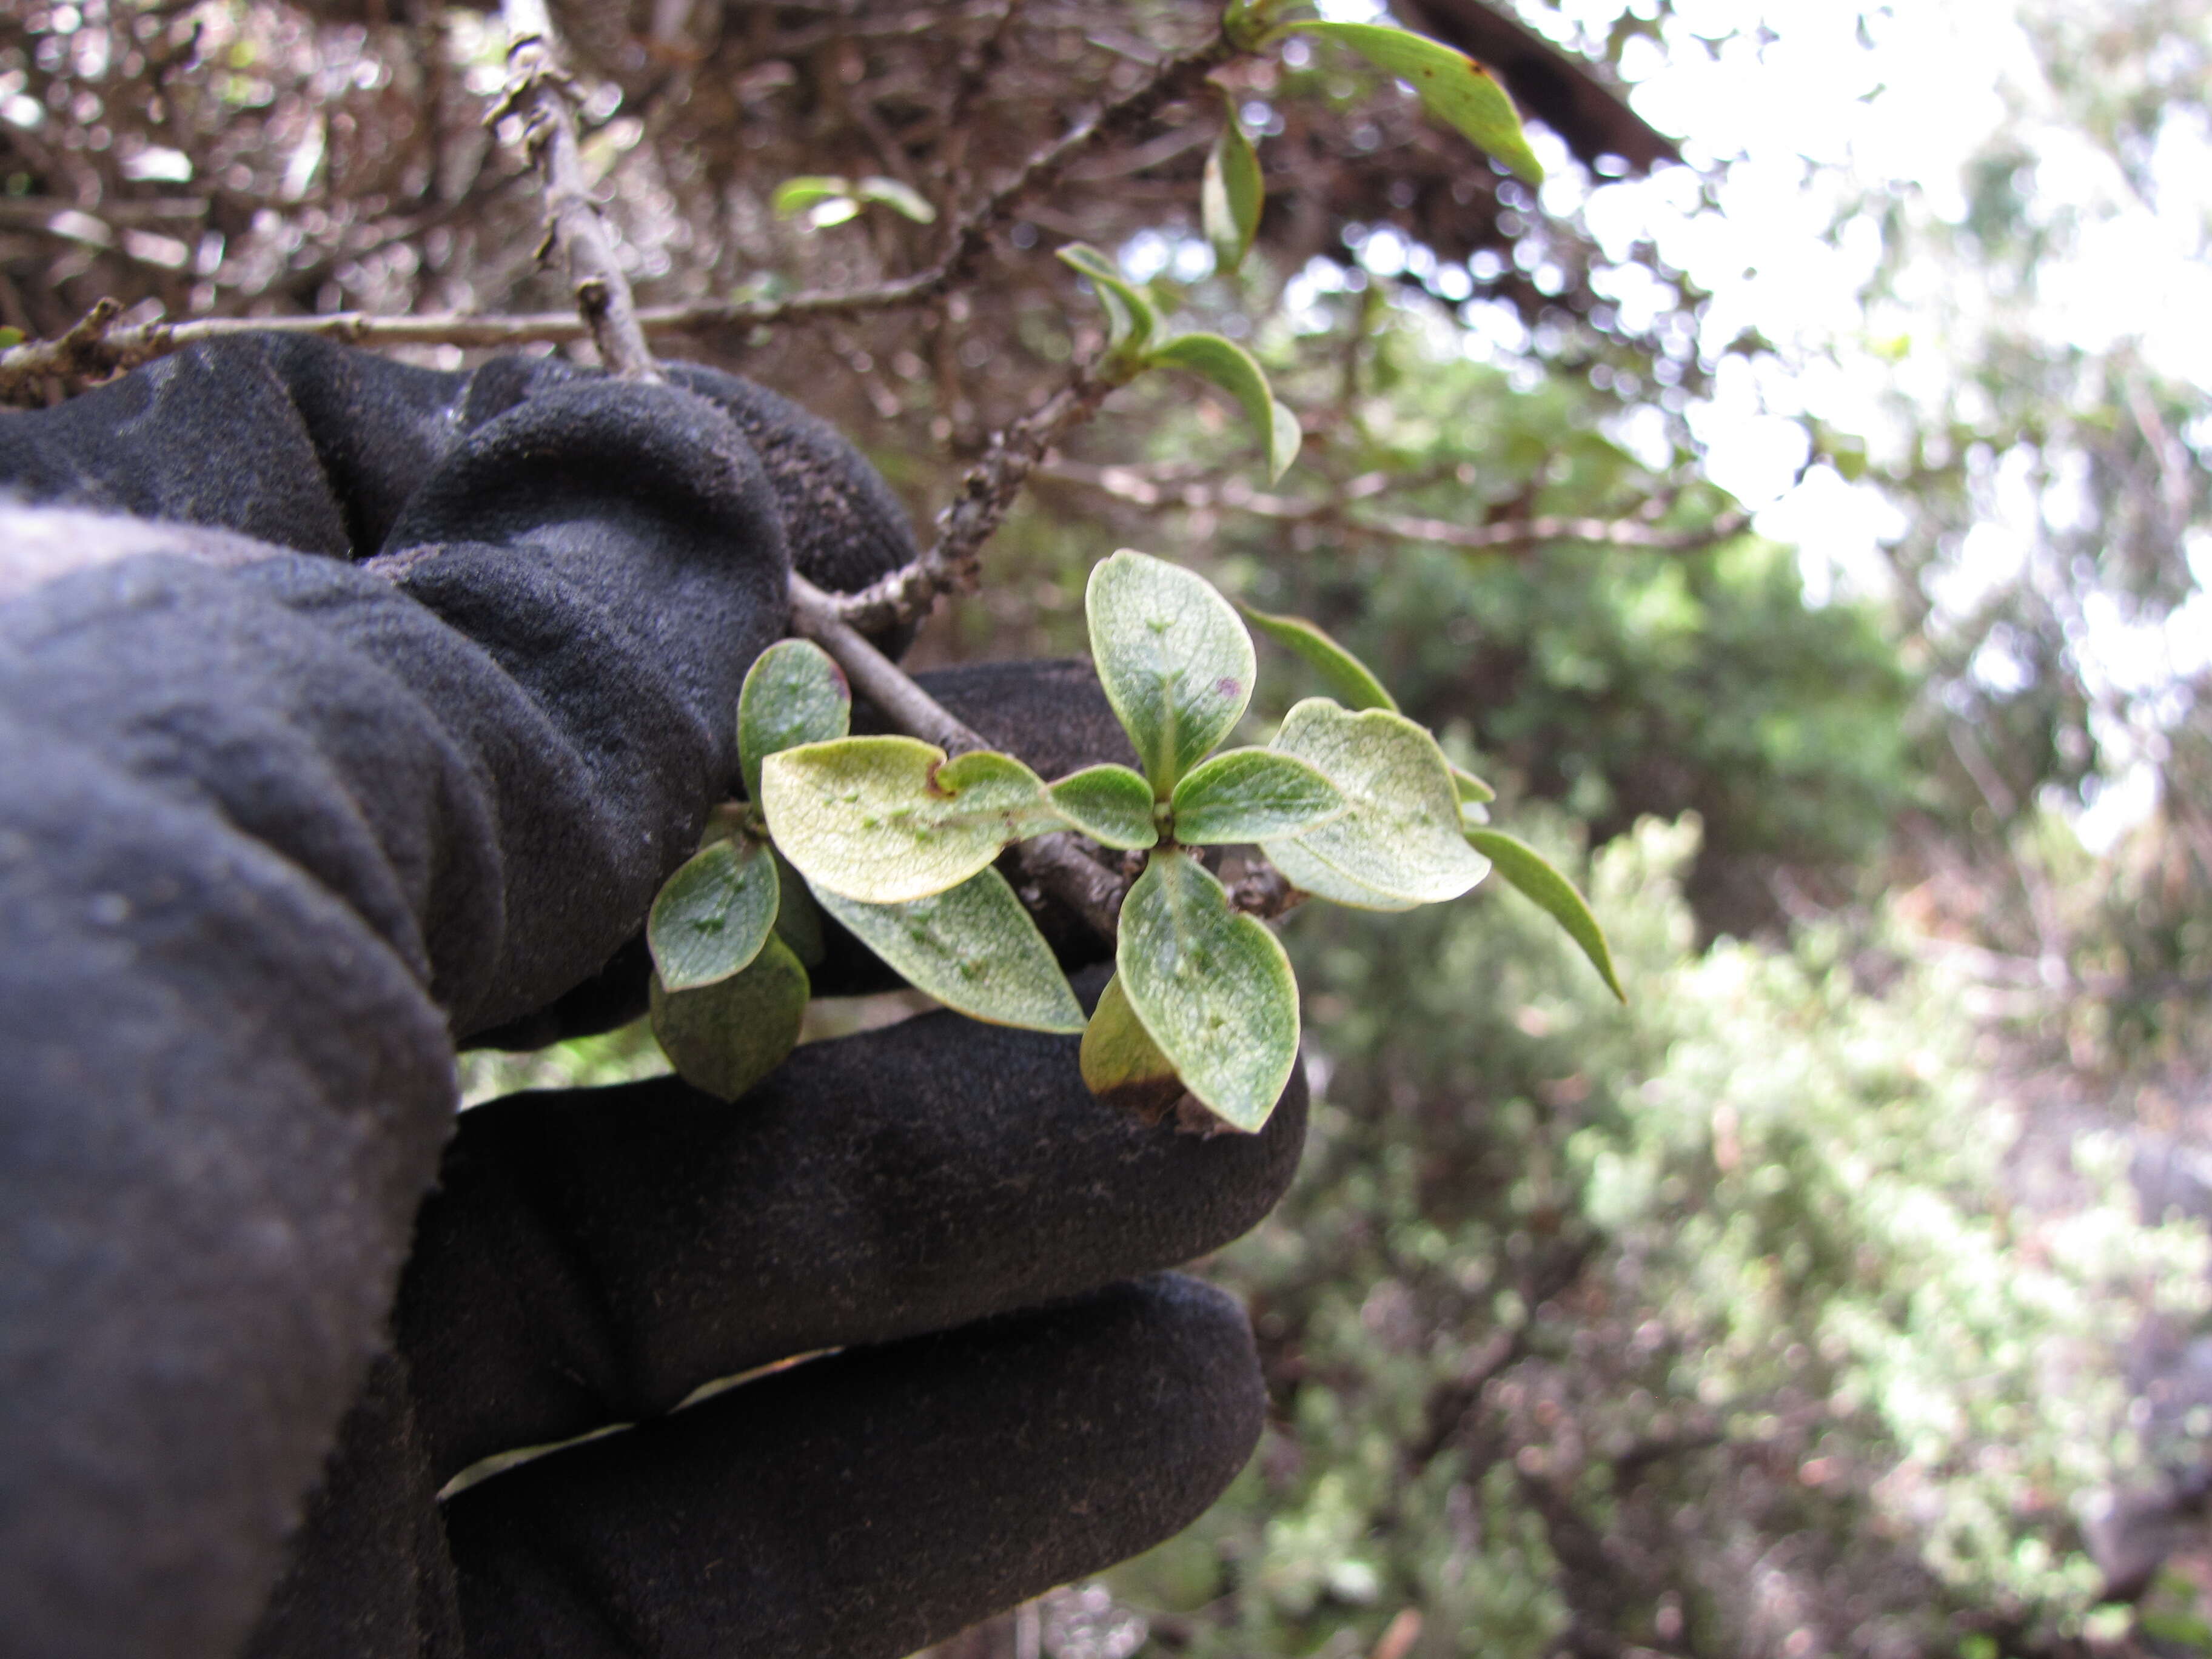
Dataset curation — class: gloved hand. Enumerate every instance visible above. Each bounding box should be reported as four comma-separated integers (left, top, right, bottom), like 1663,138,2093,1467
0,337,1305,1659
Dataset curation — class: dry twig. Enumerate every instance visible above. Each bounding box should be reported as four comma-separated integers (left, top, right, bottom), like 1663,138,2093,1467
495,0,661,382
1044,459,1754,556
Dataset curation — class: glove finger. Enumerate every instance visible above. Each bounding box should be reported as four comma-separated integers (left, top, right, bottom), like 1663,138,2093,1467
398,979,1305,1480
443,1273,1262,1659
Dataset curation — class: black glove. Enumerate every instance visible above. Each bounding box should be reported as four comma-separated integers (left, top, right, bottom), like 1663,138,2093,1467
0,337,1305,1659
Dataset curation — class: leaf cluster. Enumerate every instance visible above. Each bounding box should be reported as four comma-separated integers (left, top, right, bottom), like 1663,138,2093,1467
652,552,1618,1130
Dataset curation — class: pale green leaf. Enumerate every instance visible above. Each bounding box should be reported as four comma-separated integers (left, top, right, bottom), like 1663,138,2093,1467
772,175,853,216
853,175,937,223
647,834,781,991
1259,698,1492,908
1290,21,1543,185
1080,971,1185,1118
760,737,1062,904
1270,398,1304,478
1170,748,1343,845
1464,828,1624,1002
812,866,1085,1033
1144,332,1298,482
1085,550,1256,796
1203,98,1264,273
1116,848,1299,1132
649,933,809,1101
807,197,862,229
739,638,851,803
1057,242,1159,357
1452,763,1496,805
1048,764,1160,850
1237,602,1399,712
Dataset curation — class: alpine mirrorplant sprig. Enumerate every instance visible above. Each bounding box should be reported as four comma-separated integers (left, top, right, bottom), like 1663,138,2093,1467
649,551,1623,1134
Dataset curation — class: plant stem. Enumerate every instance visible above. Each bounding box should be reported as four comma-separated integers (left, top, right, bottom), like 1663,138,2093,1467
788,574,1130,940
495,0,662,382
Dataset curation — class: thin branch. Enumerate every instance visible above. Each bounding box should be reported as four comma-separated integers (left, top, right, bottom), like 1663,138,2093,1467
788,572,982,754
1364,504,1753,555
1044,459,1754,555
494,0,661,381
828,366,1117,633
789,573,1128,940
0,15,1239,404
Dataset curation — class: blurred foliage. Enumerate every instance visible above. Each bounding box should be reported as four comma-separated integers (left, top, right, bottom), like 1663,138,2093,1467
1812,0,2212,1062
1106,812,2208,1657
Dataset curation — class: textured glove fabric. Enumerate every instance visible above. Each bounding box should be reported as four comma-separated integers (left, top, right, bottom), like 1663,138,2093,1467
0,338,816,1657
0,337,1300,1659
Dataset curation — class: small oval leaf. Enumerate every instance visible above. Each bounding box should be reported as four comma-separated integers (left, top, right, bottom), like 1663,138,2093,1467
1269,398,1303,480
1144,332,1298,482
1086,551,1256,797
739,638,852,803
648,835,782,991
1290,21,1544,185
1049,764,1160,850
1057,242,1159,358
812,866,1085,1033
1464,828,1624,1002
1081,971,1185,1118
649,934,810,1102
1203,98,1264,273
760,737,1064,904
853,175,937,223
772,175,853,216
1170,748,1344,845
1259,699,1491,908
1452,763,1496,805
1116,849,1299,1132
1237,603,1399,712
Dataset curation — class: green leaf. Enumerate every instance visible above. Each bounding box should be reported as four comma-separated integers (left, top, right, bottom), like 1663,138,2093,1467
1116,849,1299,1131
1270,400,1302,477
647,834,781,991
1080,971,1185,1118
1057,242,1159,360
1236,602,1399,712
853,175,937,223
1203,96,1264,273
649,934,810,1101
1222,0,1280,51
739,638,851,803
1048,764,1160,850
760,737,1063,905
1170,748,1343,845
1086,550,1256,796
770,846,826,967
1452,763,1496,805
811,866,1085,1033
1144,332,1300,481
1260,699,1491,908
772,175,854,216
1464,828,1624,1001
0,326,22,349
1289,21,1544,186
